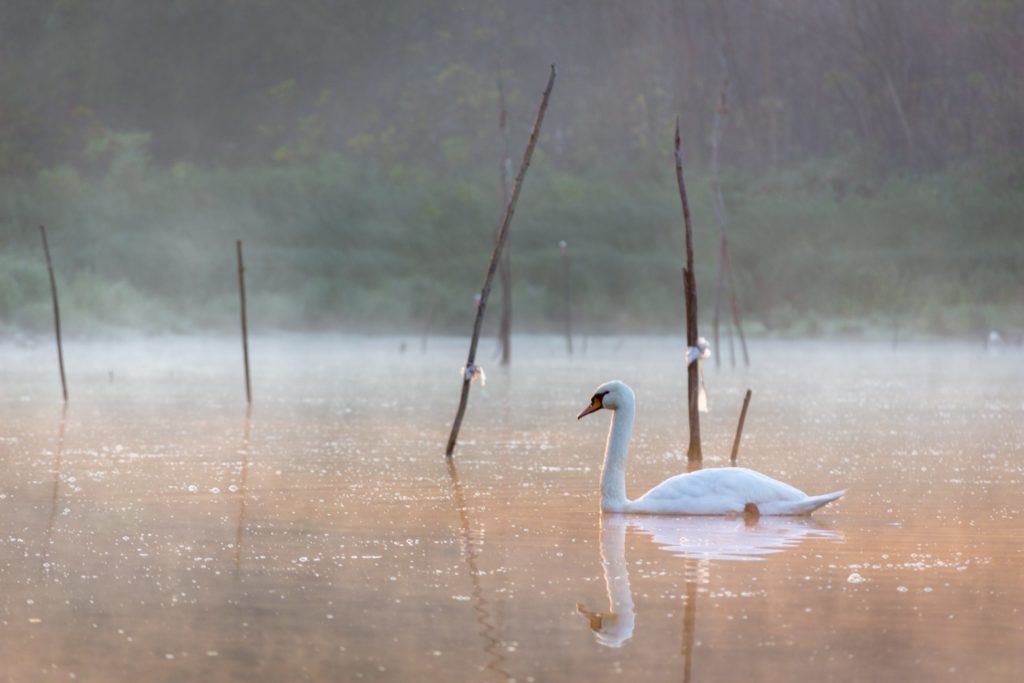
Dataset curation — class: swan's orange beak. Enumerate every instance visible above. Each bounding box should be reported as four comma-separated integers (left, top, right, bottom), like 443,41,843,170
577,400,603,420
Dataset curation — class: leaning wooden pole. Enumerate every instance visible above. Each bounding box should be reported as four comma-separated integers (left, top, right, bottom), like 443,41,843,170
445,65,556,458
39,225,67,402
675,120,702,462
730,389,752,465
496,74,514,366
236,240,252,404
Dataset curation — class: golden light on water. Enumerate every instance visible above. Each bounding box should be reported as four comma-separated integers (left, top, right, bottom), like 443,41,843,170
1,336,1021,681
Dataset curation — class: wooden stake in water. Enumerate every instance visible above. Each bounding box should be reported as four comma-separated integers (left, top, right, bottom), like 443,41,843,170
674,120,702,462
236,240,252,404
496,73,514,366
559,240,573,355
39,225,67,402
730,389,752,465
446,65,556,458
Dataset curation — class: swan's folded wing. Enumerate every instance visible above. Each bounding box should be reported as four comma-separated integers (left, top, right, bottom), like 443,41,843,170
632,468,813,515
633,472,746,514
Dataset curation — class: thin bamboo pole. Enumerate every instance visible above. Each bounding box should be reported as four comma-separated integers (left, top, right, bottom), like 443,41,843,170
496,74,513,366
446,65,556,458
730,389,752,465
723,245,749,365
560,240,573,355
710,80,727,370
712,236,727,369
236,240,252,404
39,225,67,402
708,79,749,367
675,120,702,462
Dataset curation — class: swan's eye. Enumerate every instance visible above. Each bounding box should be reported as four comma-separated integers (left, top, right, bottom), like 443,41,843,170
591,391,609,405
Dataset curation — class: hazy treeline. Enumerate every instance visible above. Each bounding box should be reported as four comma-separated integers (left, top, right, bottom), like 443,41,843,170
3,0,1022,174
0,0,1021,337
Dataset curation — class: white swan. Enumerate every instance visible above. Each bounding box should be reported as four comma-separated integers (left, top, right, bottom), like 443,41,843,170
577,381,845,515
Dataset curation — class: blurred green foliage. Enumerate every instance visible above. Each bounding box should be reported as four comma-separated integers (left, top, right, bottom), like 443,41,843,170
1,153,1020,338
1,1,1022,338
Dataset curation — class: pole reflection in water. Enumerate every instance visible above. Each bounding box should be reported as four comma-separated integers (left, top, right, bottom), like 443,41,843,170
681,560,697,683
445,458,511,680
235,405,252,578
681,452,703,679
40,403,68,578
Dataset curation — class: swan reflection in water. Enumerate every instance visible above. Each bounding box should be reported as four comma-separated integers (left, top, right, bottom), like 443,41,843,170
577,514,843,648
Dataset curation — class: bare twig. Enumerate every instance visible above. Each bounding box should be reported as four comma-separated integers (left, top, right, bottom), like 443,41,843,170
39,225,67,402
446,65,556,457
730,389,753,465
237,240,252,404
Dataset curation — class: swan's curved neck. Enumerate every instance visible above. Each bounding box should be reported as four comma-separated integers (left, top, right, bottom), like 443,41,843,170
601,399,635,513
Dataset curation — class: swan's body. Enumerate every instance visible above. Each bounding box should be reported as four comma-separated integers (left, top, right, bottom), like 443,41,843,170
578,381,845,515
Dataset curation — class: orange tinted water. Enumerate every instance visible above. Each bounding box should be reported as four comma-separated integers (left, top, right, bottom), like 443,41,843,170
1,335,1021,681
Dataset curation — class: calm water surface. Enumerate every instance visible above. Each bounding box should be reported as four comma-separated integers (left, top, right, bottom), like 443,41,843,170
1,335,1022,682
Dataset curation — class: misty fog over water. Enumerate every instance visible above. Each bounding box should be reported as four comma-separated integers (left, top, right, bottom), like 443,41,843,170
2,2,1023,682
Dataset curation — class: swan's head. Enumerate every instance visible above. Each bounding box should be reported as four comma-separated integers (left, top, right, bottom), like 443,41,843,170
575,602,635,648
577,380,634,419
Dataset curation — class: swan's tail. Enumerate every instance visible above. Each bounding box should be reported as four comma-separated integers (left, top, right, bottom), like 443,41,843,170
770,489,846,516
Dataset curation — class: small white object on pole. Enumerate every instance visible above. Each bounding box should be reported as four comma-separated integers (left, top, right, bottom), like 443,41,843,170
461,363,486,387
685,337,712,366
685,337,711,412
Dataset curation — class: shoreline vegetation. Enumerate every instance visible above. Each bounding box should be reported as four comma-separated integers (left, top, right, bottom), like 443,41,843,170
1,154,1020,341
2,2,1022,343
